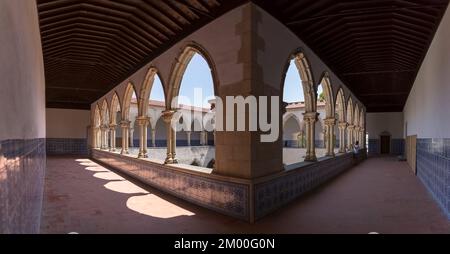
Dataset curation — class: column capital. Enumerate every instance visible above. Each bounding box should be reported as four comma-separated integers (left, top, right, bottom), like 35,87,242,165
100,124,108,131
324,118,336,126
303,112,318,121
109,124,117,130
338,122,347,129
161,109,177,123
347,124,355,130
354,126,361,131
120,120,131,128
135,116,150,126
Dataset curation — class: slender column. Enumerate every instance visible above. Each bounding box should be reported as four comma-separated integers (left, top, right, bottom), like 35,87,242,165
100,125,108,150
136,116,150,158
120,120,130,154
186,131,191,146
129,128,134,148
361,128,366,148
324,118,336,157
338,122,347,153
347,125,355,150
303,112,318,162
162,110,178,164
109,124,117,152
151,128,156,147
93,127,99,148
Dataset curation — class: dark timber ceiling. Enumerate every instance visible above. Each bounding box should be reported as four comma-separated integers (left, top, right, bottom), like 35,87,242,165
37,0,449,112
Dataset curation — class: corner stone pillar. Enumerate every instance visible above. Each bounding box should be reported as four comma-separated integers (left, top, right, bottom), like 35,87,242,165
136,116,150,158
109,124,117,152
303,112,318,162
120,120,130,155
162,110,178,164
338,122,347,153
324,118,336,157
186,131,192,146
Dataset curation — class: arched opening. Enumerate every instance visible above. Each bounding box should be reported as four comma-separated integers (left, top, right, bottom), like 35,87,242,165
168,46,217,167
109,92,121,151
100,99,110,150
120,83,138,154
137,68,166,158
315,74,335,157
346,97,354,150
354,104,360,147
281,52,315,165
335,88,346,153
93,105,101,148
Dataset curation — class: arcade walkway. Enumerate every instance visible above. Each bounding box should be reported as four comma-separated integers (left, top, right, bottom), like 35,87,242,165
41,156,450,234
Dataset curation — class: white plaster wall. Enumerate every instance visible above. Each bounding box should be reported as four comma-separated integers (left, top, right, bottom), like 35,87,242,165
403,5,450,138
46,109,90,138
366,113,404,139
0,0,45,140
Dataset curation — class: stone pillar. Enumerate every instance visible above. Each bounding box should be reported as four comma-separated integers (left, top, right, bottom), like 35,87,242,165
151,128,156,147
186,131,191,146
93,127,99,148
129,128,134,148
347,125,354,150
120,120,130,155
324,118,336,157
100,125,108,150
354,126,361,145
136,116,150,158
338,122,347,153
162,110,178,164
109,124,117,152
303,112,318,162
361,128,366,148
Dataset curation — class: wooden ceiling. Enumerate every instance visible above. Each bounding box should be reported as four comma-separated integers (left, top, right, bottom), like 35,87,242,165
37,0,449,112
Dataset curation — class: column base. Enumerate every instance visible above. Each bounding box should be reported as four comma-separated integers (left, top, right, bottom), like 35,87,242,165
164,157,178,164
304,155,317,162
325,152,335,157
138,152,148,158
120,149,129,155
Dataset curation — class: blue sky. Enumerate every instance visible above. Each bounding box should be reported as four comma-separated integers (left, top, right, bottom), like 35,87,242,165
144,56,323,106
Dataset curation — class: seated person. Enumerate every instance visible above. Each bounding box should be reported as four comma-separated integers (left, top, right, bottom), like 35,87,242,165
353,141,360,157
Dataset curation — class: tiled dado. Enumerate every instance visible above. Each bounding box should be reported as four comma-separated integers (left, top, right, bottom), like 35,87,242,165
368,138,404,155
254,152,364,219
46,138,88,155
91,149,250,221
0,138,46,233
92,149,365,222
416,138,450,219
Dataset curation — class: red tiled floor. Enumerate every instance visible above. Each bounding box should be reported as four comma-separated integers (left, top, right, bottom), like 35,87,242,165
40,156,450,234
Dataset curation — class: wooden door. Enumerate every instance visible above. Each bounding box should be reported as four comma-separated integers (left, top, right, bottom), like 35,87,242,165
380,135,390,154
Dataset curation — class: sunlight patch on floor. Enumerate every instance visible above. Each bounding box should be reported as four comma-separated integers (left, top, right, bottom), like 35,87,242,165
127,194,195,218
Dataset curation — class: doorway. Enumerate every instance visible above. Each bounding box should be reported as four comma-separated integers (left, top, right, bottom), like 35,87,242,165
380,135,391,154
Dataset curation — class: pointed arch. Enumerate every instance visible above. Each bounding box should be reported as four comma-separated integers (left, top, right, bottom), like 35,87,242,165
360,108,365,128
93,104,101,127
167,42,218,109
139,67,166,117
335,87,346,123
354,104,360,127
100,99,109,126
283,112,302,130
281,49,316,113
122,82,138,121
317,72,334,118
110,91,121,125
346,97,354,125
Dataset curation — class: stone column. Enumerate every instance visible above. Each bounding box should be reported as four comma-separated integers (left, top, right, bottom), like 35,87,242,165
136,116,150,158
129,128,134,148
162,110,178,164
338,122,347,153
347,125,354,150
120,120,130,154
109,124,117,152
100,125,108,150
361,128,365,148
186,131,191,146
151,128,156,147
303,112,318,162
354,126,361,144
93,127,99,148
324,118,336,157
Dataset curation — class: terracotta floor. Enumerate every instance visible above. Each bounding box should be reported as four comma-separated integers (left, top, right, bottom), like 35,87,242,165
41,156,450,234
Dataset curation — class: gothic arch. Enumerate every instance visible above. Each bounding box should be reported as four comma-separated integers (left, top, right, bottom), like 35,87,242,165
354,104,360,127
122,82,138,121
335,87,346,123
93,104,101,127
139,67,167,117
317,72,335,118
346,97,354,125
110,91,121,125
167,42,219,109
283,113,302,130
100,99,109,126
280,49,316,113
